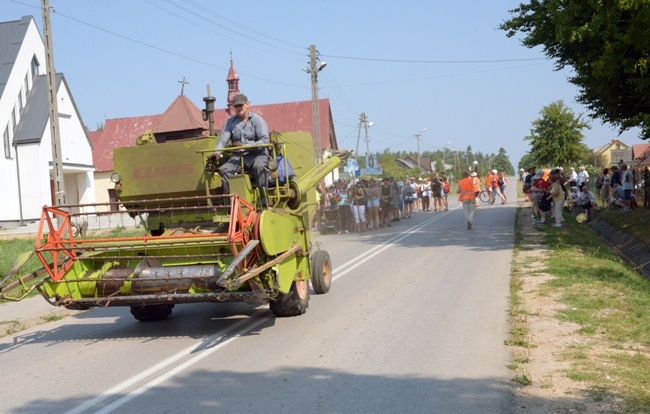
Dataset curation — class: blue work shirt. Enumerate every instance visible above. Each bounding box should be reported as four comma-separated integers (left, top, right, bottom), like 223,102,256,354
215,112,269,150
273,155,296,184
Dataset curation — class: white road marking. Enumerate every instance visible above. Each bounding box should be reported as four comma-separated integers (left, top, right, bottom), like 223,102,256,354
67,210,452,413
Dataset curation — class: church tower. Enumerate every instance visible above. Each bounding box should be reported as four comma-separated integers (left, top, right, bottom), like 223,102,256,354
226,53,240,115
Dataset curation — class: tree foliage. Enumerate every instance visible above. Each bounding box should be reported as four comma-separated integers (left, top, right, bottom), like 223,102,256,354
518,152,535,171
525,100,591,166
500,1,650,138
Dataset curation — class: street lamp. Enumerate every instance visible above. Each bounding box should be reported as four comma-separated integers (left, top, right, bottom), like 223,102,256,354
304,44,327,165
442,141,451,165
414,128,427,171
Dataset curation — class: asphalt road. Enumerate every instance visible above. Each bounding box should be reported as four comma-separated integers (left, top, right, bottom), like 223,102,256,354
0,189,516,414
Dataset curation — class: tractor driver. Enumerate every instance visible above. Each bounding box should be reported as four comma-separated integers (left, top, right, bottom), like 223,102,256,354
212,94,270,202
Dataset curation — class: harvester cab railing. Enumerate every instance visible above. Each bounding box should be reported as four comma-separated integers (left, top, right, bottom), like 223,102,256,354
201,139,297,210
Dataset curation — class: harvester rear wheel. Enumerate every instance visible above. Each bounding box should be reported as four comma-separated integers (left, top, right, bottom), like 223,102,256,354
269,280,309,317
310,250,332,294
130,304,174,322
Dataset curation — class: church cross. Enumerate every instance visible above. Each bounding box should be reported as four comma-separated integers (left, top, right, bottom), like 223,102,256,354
178,76,189,95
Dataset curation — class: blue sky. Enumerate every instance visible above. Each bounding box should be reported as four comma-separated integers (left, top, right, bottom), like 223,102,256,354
3,0,646,167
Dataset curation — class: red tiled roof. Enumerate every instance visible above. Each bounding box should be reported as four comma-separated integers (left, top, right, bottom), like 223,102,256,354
89,114,163,172
90,98,335,172
205,99,333,150
153,95,207,134
632,143,650,159
632,143,650,166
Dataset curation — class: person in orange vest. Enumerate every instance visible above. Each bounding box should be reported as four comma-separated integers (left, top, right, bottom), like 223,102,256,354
458,171,477,230
471,172,481,207
484,171,492,200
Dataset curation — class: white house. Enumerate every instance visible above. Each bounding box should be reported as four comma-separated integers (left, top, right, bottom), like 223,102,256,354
0,16,95,226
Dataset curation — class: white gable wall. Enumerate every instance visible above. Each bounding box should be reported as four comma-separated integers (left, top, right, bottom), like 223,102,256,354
0,17,45,224
1,16,95,225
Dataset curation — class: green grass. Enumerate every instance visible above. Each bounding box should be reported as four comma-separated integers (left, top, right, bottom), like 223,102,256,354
532,209,650,411
0,238,42,280
597,208,650,245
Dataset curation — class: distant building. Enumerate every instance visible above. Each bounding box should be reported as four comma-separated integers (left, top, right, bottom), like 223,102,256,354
631,143,650,167
89,59,338,208
0,16,95,226
395,156,432,173
592,139,632,167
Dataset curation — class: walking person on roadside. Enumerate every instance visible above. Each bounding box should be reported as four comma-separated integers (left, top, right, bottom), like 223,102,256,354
471,172,481,207
621,163,635,210
441,175,450,211
366,178,381,230
421,177,431,211
457,171,477,230
489,169,506,205
352,180,367,232
430,173,443,211
499,171,509,203
380,178,393,227
577,166,590,191
598,168,611,208
547,171,565,227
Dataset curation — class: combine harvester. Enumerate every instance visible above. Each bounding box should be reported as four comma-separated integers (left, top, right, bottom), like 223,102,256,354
1,124,349,321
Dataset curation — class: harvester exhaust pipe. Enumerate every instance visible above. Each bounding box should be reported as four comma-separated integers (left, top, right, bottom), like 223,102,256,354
287,150,350,210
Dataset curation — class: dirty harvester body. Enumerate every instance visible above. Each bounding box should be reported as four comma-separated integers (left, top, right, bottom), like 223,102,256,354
1,130,349,321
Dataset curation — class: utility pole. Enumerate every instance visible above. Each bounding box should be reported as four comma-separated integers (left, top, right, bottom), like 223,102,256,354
306,45,327,165
355,112,366,159
414,128,427,172
42,0,65,207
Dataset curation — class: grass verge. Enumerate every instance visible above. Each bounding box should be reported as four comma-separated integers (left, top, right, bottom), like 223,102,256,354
509,205,650,411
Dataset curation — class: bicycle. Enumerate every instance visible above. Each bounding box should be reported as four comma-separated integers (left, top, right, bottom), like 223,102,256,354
478,188,491,203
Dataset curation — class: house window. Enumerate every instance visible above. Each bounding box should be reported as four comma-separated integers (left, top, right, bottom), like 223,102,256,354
11,107,17,131
31,55,40,78
24,73,29,94
3,126,10,158
12,106,17,131
18,90,24,111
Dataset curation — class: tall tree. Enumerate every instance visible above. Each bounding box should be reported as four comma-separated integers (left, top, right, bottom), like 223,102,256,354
525,100,591,166
518,152,535,171
500,1,650,138
492,148,515,175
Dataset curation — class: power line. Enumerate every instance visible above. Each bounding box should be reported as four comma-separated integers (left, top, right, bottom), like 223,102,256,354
181,0,305,50
161,0,306,57
321,54,547,64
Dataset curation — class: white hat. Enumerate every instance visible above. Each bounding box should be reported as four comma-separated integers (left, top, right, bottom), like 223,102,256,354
492,169,497,174
471,172,477,177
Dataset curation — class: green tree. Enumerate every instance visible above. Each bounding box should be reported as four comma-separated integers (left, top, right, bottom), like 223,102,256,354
492,148,515,175
525,100,591,166
518,152,535,171
500,1,650,138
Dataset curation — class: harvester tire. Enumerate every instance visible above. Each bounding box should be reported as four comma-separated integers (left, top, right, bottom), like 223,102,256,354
269,280,309,317
130,304,174,322
310,250,332,294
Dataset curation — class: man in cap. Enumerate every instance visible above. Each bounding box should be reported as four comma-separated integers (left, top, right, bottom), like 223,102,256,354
458,171,477,229
212,94,270,203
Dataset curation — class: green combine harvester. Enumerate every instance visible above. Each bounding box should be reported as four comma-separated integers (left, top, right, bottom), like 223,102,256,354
1,127,349,321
